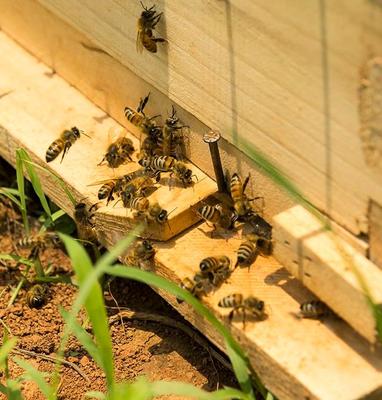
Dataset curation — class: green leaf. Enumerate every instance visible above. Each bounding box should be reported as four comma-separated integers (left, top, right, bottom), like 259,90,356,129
0,336,17,369
58,234,114,390
0,254,35,268
60,308,103,368
40,209,67,233
85,391,106,399
4,379,23,400
15,357,53,399
0,187,21,208
102,265,255,398
15,149,29,234
18,149,51,222
21,159,76,206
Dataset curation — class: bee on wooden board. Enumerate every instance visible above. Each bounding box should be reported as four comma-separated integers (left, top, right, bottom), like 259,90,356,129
230,173,261,221
120,176,156,206
26,284,48,308
156,106,188,160
45,126,89,163
218,293,266,328
17,231,61,259
125,196,168,225
177,275,212,304
299,300,331,319
98,128,135,168
126,239,156,270
199,256,231,286
197,203,236,235
137,2,166,53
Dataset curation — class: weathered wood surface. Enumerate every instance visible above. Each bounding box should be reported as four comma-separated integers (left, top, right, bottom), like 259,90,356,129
0,31,382,400
0,0,369,256
273,205,382,343
23,0,382,237
369,200,382,270
0,32,216,241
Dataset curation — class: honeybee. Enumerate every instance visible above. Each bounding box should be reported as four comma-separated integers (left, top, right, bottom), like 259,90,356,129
156,106,187,160
230,173,260,220
197,204,236,235
120,176,156,206
234,240,257,269
126,239,156,270
139,155,176,172
248,214,272,241
98,129,135,168
46,127,88,163
218,293,266,328
18,232,61,259
74,202,98,242
177,275,212,303
299,300,331,319
137,2,166,53
26,284,48,308
171,161,196,186
199,256,231,286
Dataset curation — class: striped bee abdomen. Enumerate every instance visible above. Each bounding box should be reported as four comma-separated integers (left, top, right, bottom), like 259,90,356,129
218,293,243,308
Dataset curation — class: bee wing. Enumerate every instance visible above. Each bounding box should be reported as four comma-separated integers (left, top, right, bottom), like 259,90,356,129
108,126,126,144
87,178,118,186
136,29,144,53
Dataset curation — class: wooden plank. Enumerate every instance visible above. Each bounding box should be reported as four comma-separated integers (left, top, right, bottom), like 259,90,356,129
0,0,370,256
0,31,216,241
1,30,382,400
22,0,382,236
369,200,382,270
273,205,382,343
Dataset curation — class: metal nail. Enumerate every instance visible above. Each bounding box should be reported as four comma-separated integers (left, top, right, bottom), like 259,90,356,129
203,130,227,193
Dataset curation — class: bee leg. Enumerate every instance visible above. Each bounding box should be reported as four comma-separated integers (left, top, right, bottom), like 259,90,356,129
97,156,106,166
151,12,163,28
228,309,235,324
153,38,166,43
242,175,251,194
242,308,247,330
60,142,72,163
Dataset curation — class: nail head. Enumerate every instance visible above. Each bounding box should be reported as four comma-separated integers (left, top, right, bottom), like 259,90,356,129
203,130,221,144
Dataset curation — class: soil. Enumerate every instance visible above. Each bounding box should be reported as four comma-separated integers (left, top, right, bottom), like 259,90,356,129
0,166,237,399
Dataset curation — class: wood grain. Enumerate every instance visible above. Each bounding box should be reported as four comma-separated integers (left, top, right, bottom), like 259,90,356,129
273,205,382,343
0,31,382,400
0,0,369,255
27,0,382,237
0,31,216,241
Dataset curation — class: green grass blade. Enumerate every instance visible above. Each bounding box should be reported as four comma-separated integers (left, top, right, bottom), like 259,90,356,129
39,209,67,233
60,308,103,368
85,391,106,399
15,149,29,234
0,188,22,209
102,265,255,398
58,234,114,390
22,159,76,206
0,254,34,268
4,379,23,400
18,149,51,222
14,357,52,399
0,337,17,369
151,381,252,399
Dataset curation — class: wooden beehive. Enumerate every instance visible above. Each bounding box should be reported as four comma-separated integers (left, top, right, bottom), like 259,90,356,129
1,1,382,399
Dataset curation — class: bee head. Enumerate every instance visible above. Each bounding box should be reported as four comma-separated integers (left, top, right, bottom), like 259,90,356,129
142,240,153,251
140,1,156,17
157,209,168,223
199,260,209,272
71,127,81,137
75,202,87,212
166,105,179,127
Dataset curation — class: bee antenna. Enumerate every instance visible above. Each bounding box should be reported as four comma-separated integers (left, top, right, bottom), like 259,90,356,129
81,131,91,139
112,198,122,208
171,105,176,118
167,207,177,217
78,197,88,203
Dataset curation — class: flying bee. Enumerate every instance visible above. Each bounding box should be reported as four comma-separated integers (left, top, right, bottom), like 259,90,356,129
46,126,88,163
218,294,266,328
299,300,331,319
197,203,236,235
17,232,61,259
230,173,261,220
26,284,48,308
98,128,135,168
137,2,166,53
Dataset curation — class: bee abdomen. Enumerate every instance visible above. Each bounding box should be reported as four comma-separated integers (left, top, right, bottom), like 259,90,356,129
218,293,243,308
199,257,220,273
236,241,256,264
26,284,47,308
198,205,219,223
45,139,63,162
230,173,242,201
300,300,330,318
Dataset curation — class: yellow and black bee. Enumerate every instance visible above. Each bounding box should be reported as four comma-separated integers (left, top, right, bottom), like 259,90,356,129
120,176,156,207
171,161,196,186
218,293,266,328
230,173,261,220
197,204,236,234
299,300,331,319
46,127,87,163
74,202,98,243
235,240,257,269
177,274,212,303
126,239,156,270
139,155,176,173
26,284,48,308
98,135,135,168
137,2,166,53
18,232,61,259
